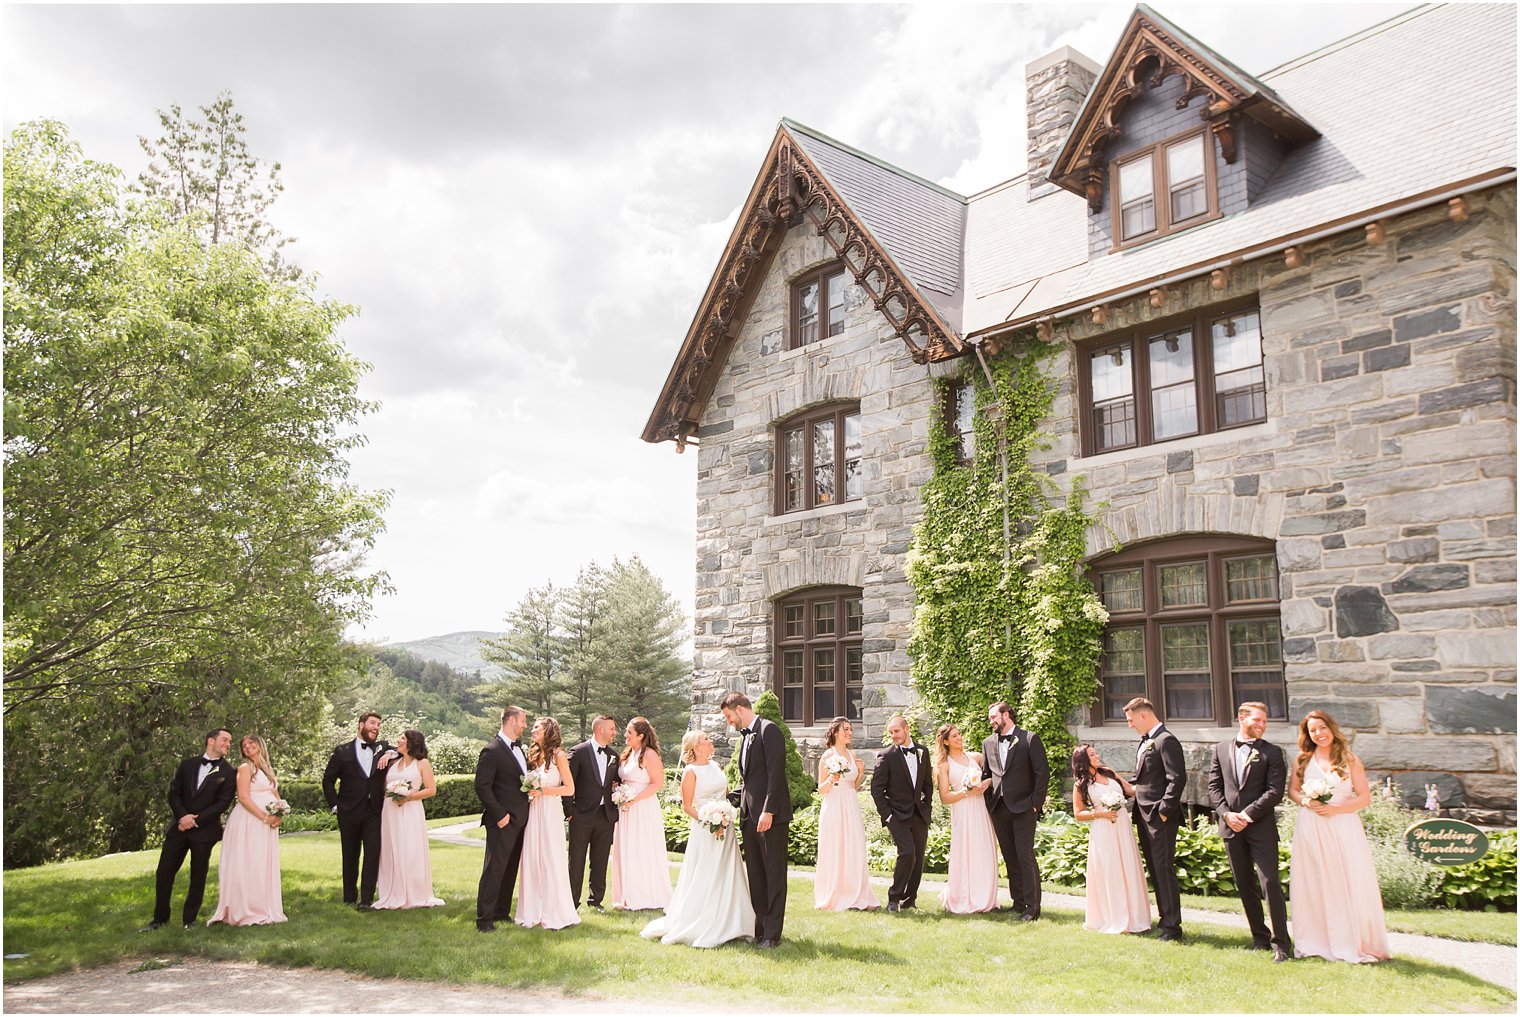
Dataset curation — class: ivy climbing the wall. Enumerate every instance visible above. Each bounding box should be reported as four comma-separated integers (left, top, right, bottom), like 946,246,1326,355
906,339,1108,763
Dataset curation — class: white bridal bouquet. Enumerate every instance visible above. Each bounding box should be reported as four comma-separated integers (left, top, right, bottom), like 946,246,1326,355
386,779,413,804
959,768,983,795
1301,777,1335,805
520,772,542,795
1097,785,1125,817
611,784,636,808
824,755,851,778
697,800,738,839
264,799,291,817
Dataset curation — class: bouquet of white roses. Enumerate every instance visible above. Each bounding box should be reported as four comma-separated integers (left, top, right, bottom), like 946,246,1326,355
520,772,542,795
610,783,636,808
386,779,413,804
1301,777,1335,805
264,799,291,817
824,755,851,778
959,768,984,795
697,800,738,839
1096,785,1125,818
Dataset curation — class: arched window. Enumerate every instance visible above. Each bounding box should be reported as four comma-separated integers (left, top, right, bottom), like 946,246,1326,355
774,586,864,726
1090,535,1285,725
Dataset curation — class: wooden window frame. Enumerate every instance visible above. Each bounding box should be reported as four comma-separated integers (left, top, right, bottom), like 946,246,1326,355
790,263,850,350
1075,298,1265,458
773,403,862,515
774,586,864,726
944,379,977,465
1089,535,1286,727
1109,128,1221,250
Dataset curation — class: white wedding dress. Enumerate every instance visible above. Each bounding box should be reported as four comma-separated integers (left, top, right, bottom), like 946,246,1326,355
640,761,755,948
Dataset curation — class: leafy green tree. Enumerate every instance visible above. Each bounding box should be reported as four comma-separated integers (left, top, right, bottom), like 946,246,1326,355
479,583,564,721
588,558,689,760
3,120,385,865
136,91,296,277
558,563,608,742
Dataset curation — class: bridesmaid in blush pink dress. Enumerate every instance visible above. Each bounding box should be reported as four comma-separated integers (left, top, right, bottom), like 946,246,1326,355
516,716,580,929
1288,710,1390,963
814,717,878,911
208,735,286,926
1071,744,1150,934
935,724,999,914
374,729,445,910
608,717,673,911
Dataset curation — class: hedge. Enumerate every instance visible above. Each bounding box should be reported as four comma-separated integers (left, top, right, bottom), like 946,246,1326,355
280,775,481,820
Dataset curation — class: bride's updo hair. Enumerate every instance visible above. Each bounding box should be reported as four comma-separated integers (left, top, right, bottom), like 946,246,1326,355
824,716,851,748
680,730,703,764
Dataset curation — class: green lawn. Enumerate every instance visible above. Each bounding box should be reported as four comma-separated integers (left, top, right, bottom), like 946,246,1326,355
2,834,1513,1012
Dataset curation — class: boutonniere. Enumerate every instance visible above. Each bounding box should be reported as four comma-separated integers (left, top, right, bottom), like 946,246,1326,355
1246,749,1261,767
1139,741,1154,758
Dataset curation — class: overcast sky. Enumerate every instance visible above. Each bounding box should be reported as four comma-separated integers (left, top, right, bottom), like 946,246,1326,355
4,2,1416,645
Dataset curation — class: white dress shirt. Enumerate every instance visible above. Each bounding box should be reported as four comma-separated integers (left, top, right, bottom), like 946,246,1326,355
902,743,919,785
355,737,374,777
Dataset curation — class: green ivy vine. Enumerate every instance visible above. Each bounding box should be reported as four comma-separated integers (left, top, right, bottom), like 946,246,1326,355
906,338,1109,765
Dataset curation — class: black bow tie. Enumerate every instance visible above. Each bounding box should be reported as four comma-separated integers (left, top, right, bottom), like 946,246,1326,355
1235,739,1256,748
900,745,913,755
999,733,1015,743
601,746,616,756
360,741,375,751
201,757,215,765
739,727,753,736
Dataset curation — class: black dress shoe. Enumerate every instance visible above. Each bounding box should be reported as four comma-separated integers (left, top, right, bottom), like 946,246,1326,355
1158,929,1183,943
886,902,901,913
357,902,374,912
1019,912,1039,922
755,938,777,949
182,922,196,930
1273,945,1291,963
1250,939,1272,951
477,922,496,932
139,922,165,932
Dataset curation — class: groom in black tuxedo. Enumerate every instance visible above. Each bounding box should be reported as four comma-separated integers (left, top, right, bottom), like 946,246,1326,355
1125,696,1188,942
563,713,620,909
721,691,791,948
871,715,933,912
981,701,1050,920
321,711,397,908
475,704,532,931
1207,700,1292,962
142,728,237,930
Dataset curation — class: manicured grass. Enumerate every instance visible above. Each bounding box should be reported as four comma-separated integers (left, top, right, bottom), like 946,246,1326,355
3,834,1513,1012
424,814,480,829
1039,882,1518,946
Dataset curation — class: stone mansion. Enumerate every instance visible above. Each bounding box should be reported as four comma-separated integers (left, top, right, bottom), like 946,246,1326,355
642,4,1517,821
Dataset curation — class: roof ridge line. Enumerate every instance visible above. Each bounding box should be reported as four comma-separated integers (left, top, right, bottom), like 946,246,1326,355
780,118,967,204
1259,3,1435,79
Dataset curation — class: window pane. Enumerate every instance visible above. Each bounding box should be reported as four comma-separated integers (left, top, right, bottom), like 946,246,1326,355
1090,344,1136,452
1149,330,1198,440
1226,556,1279,602
845,646,863,720
1171,180,1207,222
782,650,804,685
1119,154,1154,200
784,604,805,638
1166,136,1204,184
826,270,848,337
783,428,804,511
813,601,835,636
1101,568,1143,613
843,412,862,501
953,383,976,462
797,280,819,346
1213,311,1266,427
1159,561,1207,608
1121,198,1155,240
1161,622,1213,719
1229,619,1285,719
845,596,863,634
813,648,835,721
782,650,804,721
812,419,835,505
1102,628,1146,721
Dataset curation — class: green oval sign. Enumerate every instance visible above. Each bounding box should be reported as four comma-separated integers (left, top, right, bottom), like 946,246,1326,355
1404,818,1490,866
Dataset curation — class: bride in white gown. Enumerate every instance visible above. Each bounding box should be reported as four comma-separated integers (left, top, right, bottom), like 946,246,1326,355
641,731,755,948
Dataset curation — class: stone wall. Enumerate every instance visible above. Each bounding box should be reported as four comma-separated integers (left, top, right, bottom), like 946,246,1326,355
1036,184,1517,819
690,222,956,760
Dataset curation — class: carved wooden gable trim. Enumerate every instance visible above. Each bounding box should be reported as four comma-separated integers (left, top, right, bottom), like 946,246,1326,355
1049,5,1315,212
643,127,963,447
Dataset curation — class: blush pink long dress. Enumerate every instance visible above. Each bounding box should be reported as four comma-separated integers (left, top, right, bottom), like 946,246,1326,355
516,759,580,930
373,759,445,910
814,751,879,911
1289,757,1391,963
608,753,673,911
1081,776,1151,934
208,768,286,926
940,754,1000,914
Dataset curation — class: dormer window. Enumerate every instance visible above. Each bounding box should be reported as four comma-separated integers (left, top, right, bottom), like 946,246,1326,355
1112,130,1217,247
792,265,849,348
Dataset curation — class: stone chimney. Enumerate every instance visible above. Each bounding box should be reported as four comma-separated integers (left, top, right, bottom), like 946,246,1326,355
1026,45,1101,200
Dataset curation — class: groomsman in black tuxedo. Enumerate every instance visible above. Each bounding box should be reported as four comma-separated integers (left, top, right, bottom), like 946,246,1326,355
321,711,396,908
564,713,620,909
871,715,933,913
475,704,532,931
720,691,791,948
981,701,1050,920
1125,696,1187,942
1208,700,1292,962
142,728,237,930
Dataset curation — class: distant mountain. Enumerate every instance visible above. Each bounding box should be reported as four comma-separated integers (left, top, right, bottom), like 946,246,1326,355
387,630,505,678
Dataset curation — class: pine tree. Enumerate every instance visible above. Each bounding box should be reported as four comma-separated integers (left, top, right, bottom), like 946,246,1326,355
559,563,608,742
587,558,689,759
479,583,564,720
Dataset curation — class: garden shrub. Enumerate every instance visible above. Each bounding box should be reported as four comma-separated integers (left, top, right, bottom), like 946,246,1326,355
278,773,480,819
1434,830,1517,911
724,690,816,811
789,806,820,866
1372,839,1442,909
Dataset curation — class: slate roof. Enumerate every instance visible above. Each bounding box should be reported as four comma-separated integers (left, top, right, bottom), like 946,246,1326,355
964,2,1518,335
786,120,968,334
